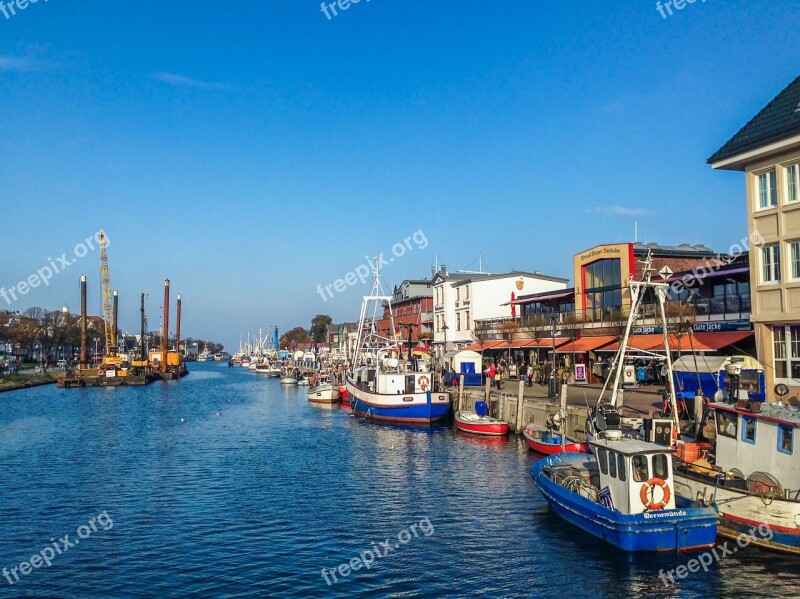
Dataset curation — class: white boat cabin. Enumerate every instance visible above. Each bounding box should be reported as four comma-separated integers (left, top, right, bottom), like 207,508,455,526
590,436,677,515
713,401,800,491
352,353,434,395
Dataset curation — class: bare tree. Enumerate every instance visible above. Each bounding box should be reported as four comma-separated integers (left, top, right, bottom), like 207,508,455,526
665,301,697,358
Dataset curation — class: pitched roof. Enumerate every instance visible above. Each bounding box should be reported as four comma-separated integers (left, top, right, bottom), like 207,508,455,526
709,75,800,165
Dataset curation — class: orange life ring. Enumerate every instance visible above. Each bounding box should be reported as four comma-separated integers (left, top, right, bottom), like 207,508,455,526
418,375,430,391
640,477,671,511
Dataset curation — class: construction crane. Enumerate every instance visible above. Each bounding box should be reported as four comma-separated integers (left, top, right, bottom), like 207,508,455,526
99,232,121,367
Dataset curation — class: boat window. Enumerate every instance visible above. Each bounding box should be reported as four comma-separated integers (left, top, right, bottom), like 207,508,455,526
617,454,626,481
778,425,794,455
716,410,738,439
742,416,757,444
608,451,617,479
632,455,648,482
653,454,668,480
597,448,608,475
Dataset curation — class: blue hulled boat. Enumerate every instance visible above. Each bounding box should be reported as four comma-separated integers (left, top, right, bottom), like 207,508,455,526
530,435,718,552
347,362,450,424
345,261,450,425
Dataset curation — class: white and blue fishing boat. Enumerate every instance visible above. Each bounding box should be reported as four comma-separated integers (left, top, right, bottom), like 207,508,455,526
531,434,719,552
345,262,450,425
672,397,800,554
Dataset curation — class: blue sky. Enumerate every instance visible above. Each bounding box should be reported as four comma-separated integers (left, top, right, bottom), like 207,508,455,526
0,0,797,350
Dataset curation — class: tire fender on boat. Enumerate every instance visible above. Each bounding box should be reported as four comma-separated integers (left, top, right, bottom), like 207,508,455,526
640,477,671,511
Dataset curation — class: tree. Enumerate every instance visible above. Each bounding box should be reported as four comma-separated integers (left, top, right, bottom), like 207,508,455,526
498,320,522,367
309,315,333,343
665,301,697,358
280,327,312,349
559,312,584,374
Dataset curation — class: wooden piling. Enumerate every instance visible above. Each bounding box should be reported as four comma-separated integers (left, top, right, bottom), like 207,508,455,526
515,378,525,433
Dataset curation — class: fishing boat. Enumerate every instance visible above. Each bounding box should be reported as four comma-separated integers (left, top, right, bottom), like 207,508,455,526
307,374,341,404
671,397,800,554
345,261,450,425
454,401,509,436
531,434,719,552
524,423,589,454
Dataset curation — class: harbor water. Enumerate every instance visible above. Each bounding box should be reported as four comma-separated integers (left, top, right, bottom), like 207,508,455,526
0,363,796,598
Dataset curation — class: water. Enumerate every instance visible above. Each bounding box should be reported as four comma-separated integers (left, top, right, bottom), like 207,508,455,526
0,363,797,598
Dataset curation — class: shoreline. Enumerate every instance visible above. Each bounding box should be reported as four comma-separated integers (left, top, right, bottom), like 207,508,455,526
0,372,60,394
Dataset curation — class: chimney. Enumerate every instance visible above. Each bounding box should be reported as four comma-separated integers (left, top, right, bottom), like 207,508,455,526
161,279,170,373
80,275,87,369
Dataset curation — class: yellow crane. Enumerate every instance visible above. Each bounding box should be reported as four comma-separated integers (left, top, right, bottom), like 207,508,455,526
99,232,121,367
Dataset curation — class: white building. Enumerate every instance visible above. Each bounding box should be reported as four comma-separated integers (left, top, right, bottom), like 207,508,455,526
431,267,568,354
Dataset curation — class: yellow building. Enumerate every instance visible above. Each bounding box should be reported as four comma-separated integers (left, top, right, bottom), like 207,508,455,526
710,75,800,402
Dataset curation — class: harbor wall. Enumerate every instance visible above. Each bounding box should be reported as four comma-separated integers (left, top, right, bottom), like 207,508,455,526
455,389,589,441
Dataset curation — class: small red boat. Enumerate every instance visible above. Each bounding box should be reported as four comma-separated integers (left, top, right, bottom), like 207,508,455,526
454,410,510,437
523,423,589,455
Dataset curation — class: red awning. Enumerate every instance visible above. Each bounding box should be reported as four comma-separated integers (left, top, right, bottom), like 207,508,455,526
599,331,754,353
691,331,754,350
555,336,618,354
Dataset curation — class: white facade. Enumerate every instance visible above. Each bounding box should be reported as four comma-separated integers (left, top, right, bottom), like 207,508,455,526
432,269,568,353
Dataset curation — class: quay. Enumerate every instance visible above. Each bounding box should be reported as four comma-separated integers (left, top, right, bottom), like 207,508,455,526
447,378,713,441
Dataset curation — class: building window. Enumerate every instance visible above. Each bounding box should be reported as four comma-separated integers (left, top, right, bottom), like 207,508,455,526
773,326,800,380
466,311,470,331
791,241,800,280
456,288,460,301
583,259,623,322
758,170,777,208
456,313,461,331
466,285,470,299
761,244,781,283
774,326,787,378
788,163,800,203
742,416,757,444
778,425,794,455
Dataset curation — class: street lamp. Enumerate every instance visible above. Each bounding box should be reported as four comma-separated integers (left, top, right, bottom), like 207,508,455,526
442,324,449,356
94,337,100,364
549,315,558,399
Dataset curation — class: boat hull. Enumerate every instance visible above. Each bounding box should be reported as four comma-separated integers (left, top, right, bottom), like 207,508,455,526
346,380,450,424
454,412,509,436
673,467,800,554
531,454,719,552
308,386,340,404
523,427,589,455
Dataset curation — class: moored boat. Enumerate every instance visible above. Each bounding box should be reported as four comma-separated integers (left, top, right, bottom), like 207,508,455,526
454,401,509,436
523,423,589,454
531,435,719,552
345,262,450,425
307,375,341,404
671,398,800,554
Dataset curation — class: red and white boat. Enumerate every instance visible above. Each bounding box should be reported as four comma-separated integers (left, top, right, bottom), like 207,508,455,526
454,410,510,437
523,423,589,455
